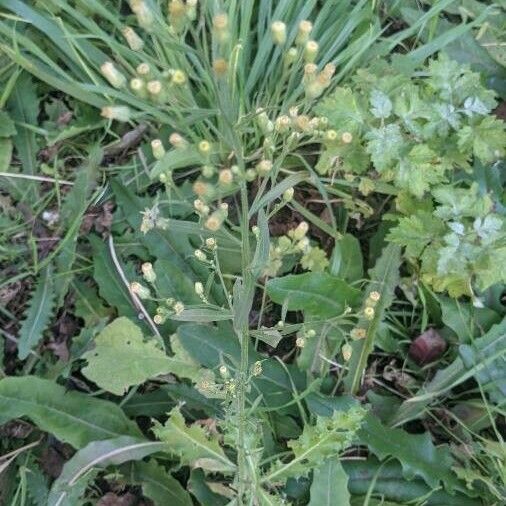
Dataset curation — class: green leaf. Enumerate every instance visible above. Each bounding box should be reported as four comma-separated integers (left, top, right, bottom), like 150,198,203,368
126,461,193,506
264,407,365,482
81,317,173,395
345,244,401,394
457,115,506,162
358,414,458,491
0,110,16,137
48,436,167,506
344,459,480,506
188,469,228,506
392,318,506,425
89,235,137,318
365,124,404,172
0,376,141,448
329,233,363,282
153,406,236,472
0,138,12,171
17,265,55,359
309,459,350,506
370,89,392,119
266,272,361,319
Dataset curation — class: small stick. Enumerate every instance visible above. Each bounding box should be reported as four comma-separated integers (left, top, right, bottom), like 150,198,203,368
0,172,74,185
107,235,161,339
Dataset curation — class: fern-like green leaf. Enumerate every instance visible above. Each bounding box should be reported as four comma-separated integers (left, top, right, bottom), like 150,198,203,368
17,265,55,359
153,407,236,473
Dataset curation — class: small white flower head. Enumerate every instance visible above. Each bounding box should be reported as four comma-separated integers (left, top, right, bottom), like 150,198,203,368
304,63,317,77
100,62,127,89
151,139,165,160
198,140,212,155
130,281,151,299
230,165,240,175
219,365,228,377
284,47,298,65
194,281,204,296
296,20,313,45
369,291,381,302
205,237,217,250
101,106,131,122
306,329,316,338
342,343,353,362
213,13,229,42
171,69,187,85
129,0,154,30
205,212,223,232
271,21,287,45
256,159,273,176
173,301,185,314
277,320,284,328
194,249,207,261
169,132,188,148
295,336,305,348
136,62,151,76
140,204,168,233
275,115,291,133
252,361,263,377
147,80,163,96
213,58,228,76
283,187,294,202
201,165,215,178
218,168,233,185
153,314,164,325
291,221,309,241
251,225,260,237
364,306,375,320
351,327,367,340
122,26,144,51
325,129,338,142
245,168,257,181
130,78,145,96
193,199,209,215
341,131,353,144
165,297,175,307
141,262,156,283
304,40,319,63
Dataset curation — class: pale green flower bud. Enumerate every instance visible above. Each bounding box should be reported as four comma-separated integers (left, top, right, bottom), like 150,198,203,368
283,187,294,202
296,20,312,45
101,106,131,122
151,139,165,160
100,62,126,88
141,262,157,283
122,26,144,51
271,21,287,45
130,78,147,98
256,159,273,176
130,281,151,299
129,0,154,30
304,40,319,63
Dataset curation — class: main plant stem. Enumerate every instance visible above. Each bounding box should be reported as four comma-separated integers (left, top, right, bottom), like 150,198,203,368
236,180,254,503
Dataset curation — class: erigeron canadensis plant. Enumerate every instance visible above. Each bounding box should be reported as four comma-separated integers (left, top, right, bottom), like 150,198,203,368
2,1,502,504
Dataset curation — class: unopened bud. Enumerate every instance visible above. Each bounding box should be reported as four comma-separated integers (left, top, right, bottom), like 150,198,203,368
141,262,156,283
122,26,144,51
296,337,305,348
171,70,186,85
137,62,151,77
292,221,309,240
213,58,228,76
205,237,216,250
198,140,212,155
219,169,233,185
151,139,165,160
271,21,287,45
283,188,294,202
195,281,204,296
341,132,353,144
256,159,273,176
101,106,131,122
342,343,353,361
364,306,375,320
304,40,319,63
100,62,126,89
129,0,154,30
173,301,185,314
194,249,207,261
130,281,151,299
296,20,313,45
169,132,188,149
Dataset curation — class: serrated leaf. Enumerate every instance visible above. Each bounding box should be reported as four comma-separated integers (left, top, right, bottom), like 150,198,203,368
358,414,458,491
309,459,350,506
82,317,172,395
265,407,365,483
0,376,141,447
125,461,193,506
370,89,392,118
17,265,55,359
266,272,361,319
153,406,236,472
48,436,167,506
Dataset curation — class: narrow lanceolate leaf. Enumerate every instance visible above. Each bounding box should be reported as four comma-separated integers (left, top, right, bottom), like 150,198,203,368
309,459,350,506
345,244,401,394
153,407,236,473
0,376,141,448
48,436,167,506
126,461,193,506
82,317,173,395
359,414,458,492
17,266,55,359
